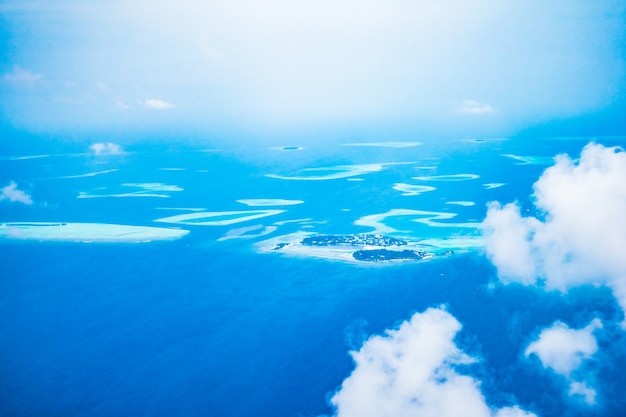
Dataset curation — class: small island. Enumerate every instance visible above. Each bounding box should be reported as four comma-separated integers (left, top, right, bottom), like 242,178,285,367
259,232,459,263
301,234,407,247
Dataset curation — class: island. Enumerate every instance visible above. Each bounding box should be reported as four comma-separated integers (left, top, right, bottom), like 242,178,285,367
301,234,407,247
259,232,458,263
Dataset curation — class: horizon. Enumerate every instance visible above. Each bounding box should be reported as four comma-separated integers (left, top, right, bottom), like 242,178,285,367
1,0,625,141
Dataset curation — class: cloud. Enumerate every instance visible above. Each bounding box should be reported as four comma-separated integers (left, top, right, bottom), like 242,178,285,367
330,306,536,417
2,66,42,84
482,143,626,324
568,381,597,405
525,319,602,404
144,99,174,110
116,101,133,110
525,319,602,376
457,100,495,115
481,203,540,284
89,142,123,155
0,181,33,205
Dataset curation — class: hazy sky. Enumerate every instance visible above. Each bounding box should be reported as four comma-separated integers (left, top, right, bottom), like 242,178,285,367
1,0,624,139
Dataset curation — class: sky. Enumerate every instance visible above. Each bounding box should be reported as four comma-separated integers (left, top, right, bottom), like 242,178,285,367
0,0,624,141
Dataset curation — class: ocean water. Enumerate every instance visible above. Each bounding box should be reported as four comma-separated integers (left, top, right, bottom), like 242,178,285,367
1,136,626,416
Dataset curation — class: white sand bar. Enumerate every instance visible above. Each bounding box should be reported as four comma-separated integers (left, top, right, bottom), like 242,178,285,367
122,183,183,192
78,192,171,199
501,154,554,165
266,162,414,181
0,222,189,243
412,174,479,181
218,225,278,241
154,210,285,226
393,183,437,196
61,169,119,179
355,208,480,234
483,183,506,189
237,199,304,207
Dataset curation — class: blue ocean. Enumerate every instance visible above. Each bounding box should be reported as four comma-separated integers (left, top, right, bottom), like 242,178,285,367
1,135,625,417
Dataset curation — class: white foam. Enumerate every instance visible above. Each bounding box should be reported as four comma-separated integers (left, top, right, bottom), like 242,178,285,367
393,183,437,196
154,210,285,226
236,199,304,207
0,222,188,243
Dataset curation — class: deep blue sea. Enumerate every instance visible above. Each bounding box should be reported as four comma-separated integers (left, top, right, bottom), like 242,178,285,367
1,136,625,416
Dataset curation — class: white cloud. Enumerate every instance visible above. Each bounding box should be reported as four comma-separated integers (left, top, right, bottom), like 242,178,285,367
525,319,602,404
493,408,538,417
116,101,133,110
457,100,495,115
144,99,174,110
89,142,123,155
482,202,540,285
330,306,536,417
525,319,601,376
482,143,626,324
0,181,33,205
568,381,597,405
2,65,42,84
